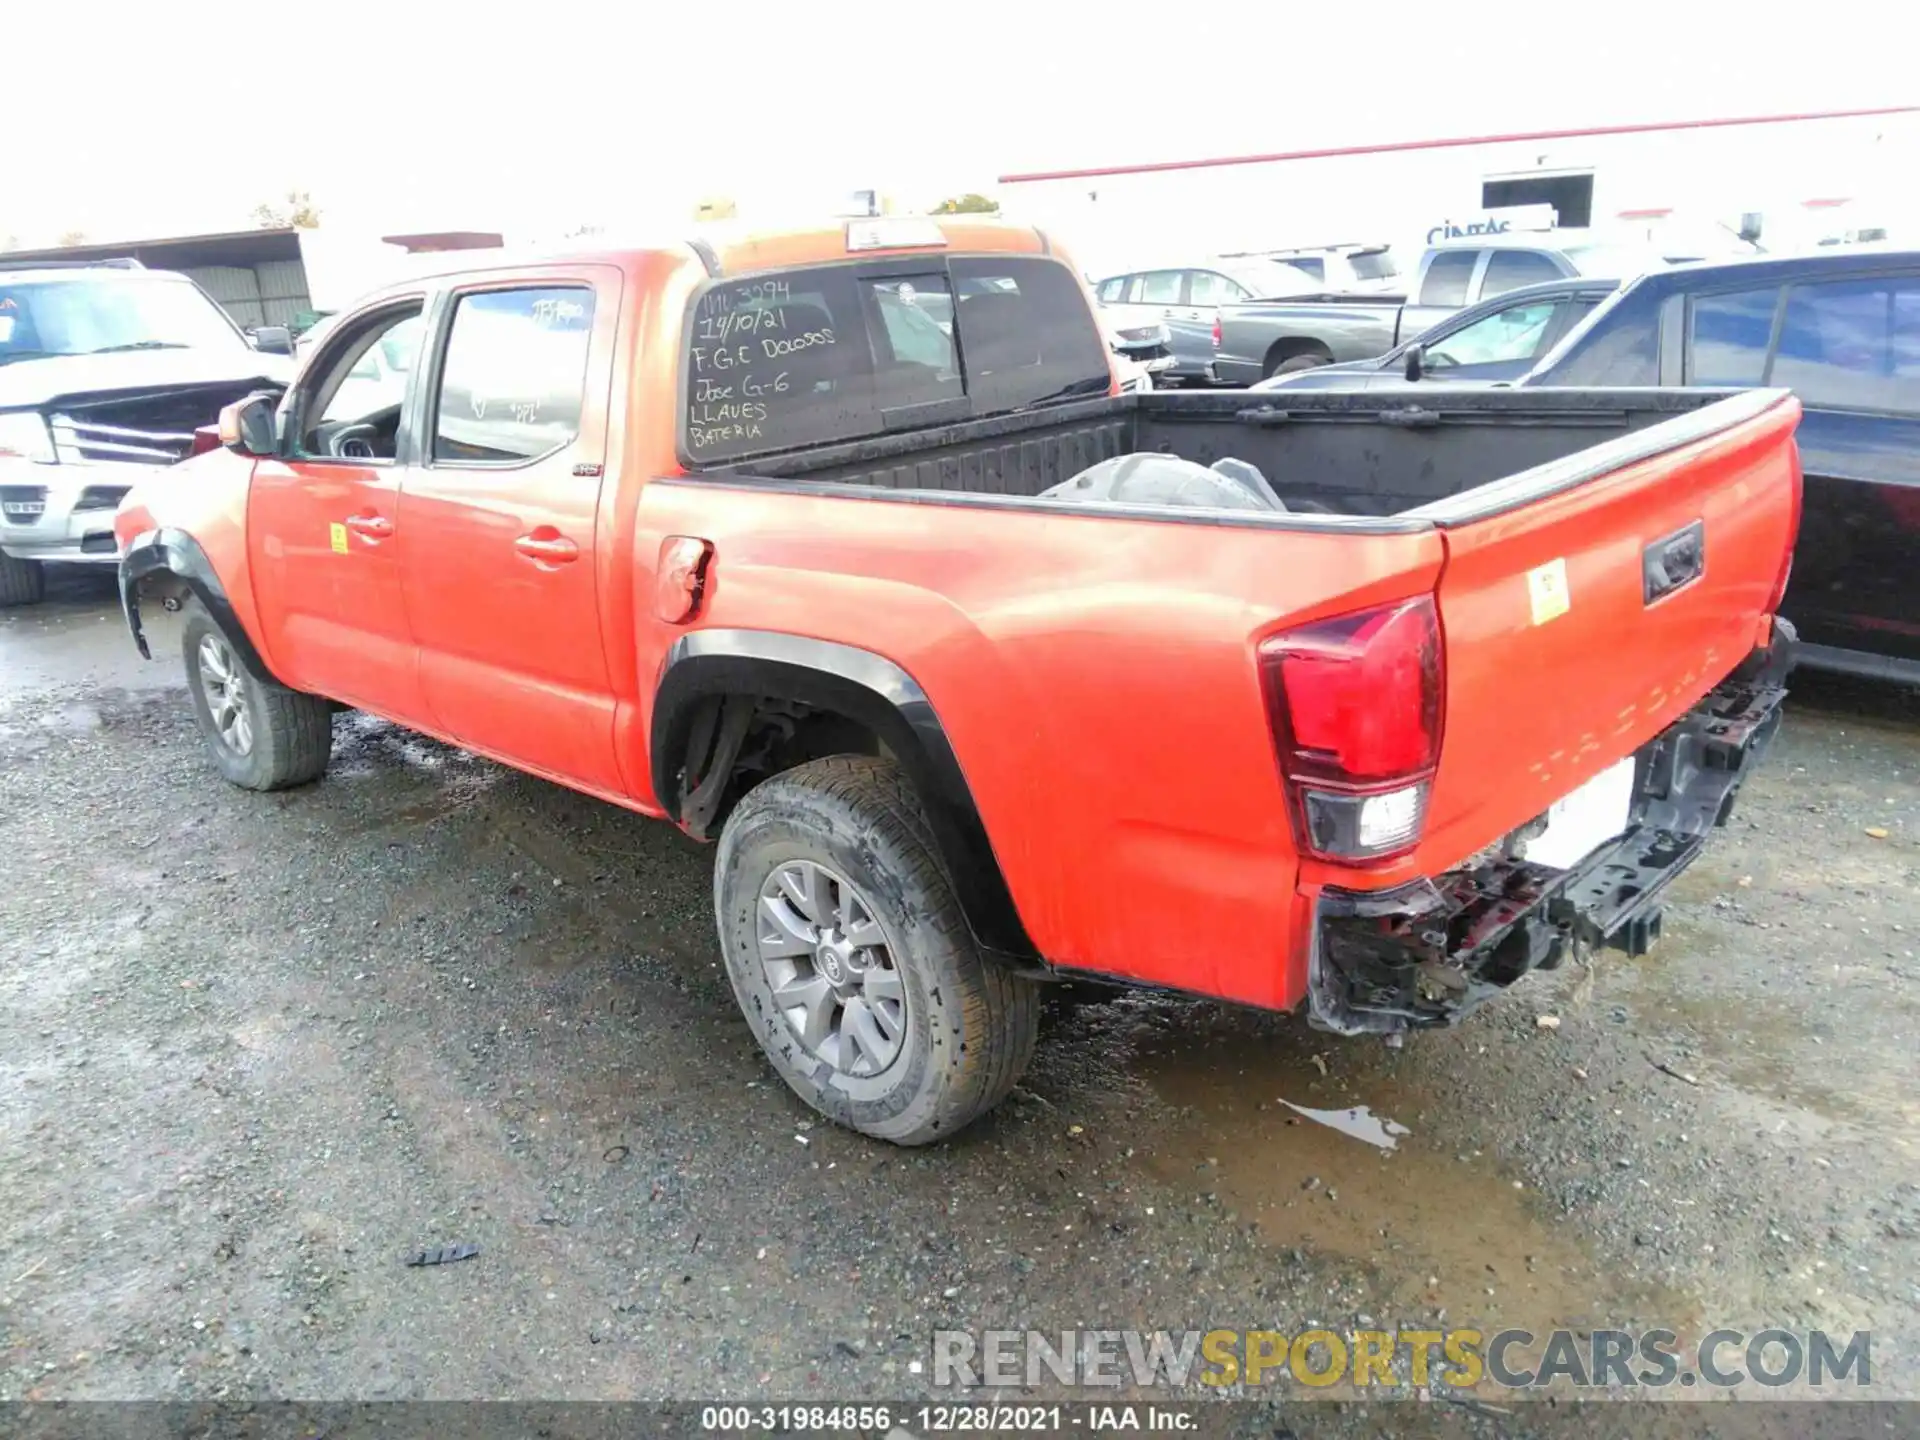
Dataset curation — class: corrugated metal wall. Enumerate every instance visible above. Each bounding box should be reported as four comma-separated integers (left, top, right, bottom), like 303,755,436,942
181,261,312,329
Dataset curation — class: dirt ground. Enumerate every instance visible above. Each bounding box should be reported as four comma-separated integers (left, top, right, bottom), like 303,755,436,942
2,569,1915,1429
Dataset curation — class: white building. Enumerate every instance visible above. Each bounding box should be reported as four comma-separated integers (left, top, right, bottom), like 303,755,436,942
996,106,1920,276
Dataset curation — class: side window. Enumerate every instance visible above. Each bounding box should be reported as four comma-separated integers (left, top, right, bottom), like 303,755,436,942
1138,271,1184,305
1118,275,1142,304
295,302,426,460
1772,277,1920,413
1291,256,1326,283
1481,250,1565,299
1096,277,1125,304
1687,288,1778,386
1419,251,1479,307
1187,271,1246,307
433,287,595,464
1424,300,1560,369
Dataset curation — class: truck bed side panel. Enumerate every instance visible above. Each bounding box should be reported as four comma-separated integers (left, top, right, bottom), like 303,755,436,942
635,480,1446,1010
1410,395,1803,881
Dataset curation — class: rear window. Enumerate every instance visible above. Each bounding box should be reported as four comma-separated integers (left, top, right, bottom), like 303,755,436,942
1349,249,1399,282
682,256,1110,463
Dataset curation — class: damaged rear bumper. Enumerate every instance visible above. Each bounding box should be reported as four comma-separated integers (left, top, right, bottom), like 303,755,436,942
1306,621,1796,1036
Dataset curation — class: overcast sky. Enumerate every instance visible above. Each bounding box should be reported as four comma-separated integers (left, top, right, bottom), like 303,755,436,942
7,1,1912,247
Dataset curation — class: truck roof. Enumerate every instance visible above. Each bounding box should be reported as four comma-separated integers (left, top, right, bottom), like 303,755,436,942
1638,243,1920,289
366,217,1057,292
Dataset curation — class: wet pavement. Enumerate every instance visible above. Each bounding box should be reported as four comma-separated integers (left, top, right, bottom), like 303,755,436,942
2,569,1917,1427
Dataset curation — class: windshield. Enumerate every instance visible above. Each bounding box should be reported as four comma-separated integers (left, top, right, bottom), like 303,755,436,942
0,276,245,362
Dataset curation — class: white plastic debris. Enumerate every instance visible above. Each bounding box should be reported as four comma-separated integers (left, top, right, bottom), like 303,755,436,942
1277,1101,1411,1151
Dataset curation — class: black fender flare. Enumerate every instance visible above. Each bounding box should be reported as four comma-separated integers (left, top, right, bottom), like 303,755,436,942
119,527,274,680
652,629,1039,962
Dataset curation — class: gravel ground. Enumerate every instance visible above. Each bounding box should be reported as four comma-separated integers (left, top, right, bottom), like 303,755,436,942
1,570,1916,1431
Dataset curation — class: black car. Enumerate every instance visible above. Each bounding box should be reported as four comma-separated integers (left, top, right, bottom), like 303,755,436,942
1521,246,1920,683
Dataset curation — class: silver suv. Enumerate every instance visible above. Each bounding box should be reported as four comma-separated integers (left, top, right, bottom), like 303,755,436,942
0,259,294,605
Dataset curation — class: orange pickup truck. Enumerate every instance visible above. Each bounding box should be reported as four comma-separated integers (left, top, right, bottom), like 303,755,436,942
114,218,1802,1144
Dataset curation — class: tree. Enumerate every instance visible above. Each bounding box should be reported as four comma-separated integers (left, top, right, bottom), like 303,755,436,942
933,193,998,215
253,191,321,229
56,230,88,247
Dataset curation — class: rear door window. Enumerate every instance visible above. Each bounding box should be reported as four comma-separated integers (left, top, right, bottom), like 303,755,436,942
1419,251,1479,306
682,256,1111,464
1138,271,1185,305
1772,277,1920,413
1187,271,1246,307
1686,287,1778,386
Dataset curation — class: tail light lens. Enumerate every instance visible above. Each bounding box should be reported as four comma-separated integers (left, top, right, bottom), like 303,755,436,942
1258,596,1443,863
1211,317,1222,349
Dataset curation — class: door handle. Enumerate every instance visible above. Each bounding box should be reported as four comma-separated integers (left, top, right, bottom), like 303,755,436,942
514,531,580,564
343,513,393,539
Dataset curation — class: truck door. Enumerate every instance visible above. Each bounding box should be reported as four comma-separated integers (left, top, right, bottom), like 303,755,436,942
397,269,626,795
248,299,432,720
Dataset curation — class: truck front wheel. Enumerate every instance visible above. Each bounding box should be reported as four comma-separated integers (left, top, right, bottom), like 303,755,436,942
714,756,1040,1145
181,600,333,791
0,553,45,607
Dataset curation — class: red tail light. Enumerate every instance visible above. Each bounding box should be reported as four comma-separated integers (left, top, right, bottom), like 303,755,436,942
1258,596,1443,863
1211,317,1222,348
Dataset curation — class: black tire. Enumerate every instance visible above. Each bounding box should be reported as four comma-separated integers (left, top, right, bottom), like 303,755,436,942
180,600,333,790
714,756,1040,1145
1267,352,1331,379
0,552,45,607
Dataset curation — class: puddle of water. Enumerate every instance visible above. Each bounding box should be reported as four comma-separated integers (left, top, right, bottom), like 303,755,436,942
1118,1005,1698,1341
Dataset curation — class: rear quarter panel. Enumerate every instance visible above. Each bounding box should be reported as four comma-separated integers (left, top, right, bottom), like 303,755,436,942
635,480,1445,1010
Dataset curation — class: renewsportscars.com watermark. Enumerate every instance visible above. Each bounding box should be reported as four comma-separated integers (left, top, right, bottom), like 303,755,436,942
933,1328,1874,1391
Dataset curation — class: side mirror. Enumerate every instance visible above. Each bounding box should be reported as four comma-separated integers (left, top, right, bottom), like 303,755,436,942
1403,344,1425,383
1737,212,1764,246
218,392,280,457
252,325,294,356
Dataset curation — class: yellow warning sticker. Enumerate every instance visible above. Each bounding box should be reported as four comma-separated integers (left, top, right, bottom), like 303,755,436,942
1527,556,1570,625
329,522,349,555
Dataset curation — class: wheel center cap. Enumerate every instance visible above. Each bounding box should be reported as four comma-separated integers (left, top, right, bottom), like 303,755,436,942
817,945,846,986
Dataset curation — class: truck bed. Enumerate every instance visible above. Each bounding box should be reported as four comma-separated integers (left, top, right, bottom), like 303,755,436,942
718,386,1768,522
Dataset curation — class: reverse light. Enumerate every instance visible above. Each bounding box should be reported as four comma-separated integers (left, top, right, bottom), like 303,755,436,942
0,411,55,463
1259,596,1443,863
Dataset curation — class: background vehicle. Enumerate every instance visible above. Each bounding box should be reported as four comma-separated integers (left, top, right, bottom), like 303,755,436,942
1212,234,1659,383
0,258,294,606
1219,242,1402,296
1094,259,1323,383
116,219,1799,1145
1518,245,1920,682
1254,277,1620,390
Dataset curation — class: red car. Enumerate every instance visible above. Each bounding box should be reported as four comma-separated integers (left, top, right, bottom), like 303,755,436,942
115,218,1801,1143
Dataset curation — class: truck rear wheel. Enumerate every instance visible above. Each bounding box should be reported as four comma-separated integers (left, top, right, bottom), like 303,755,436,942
0,553,45,607
1268,352,1330,378
714,756,1040,1145
181,600,333,791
